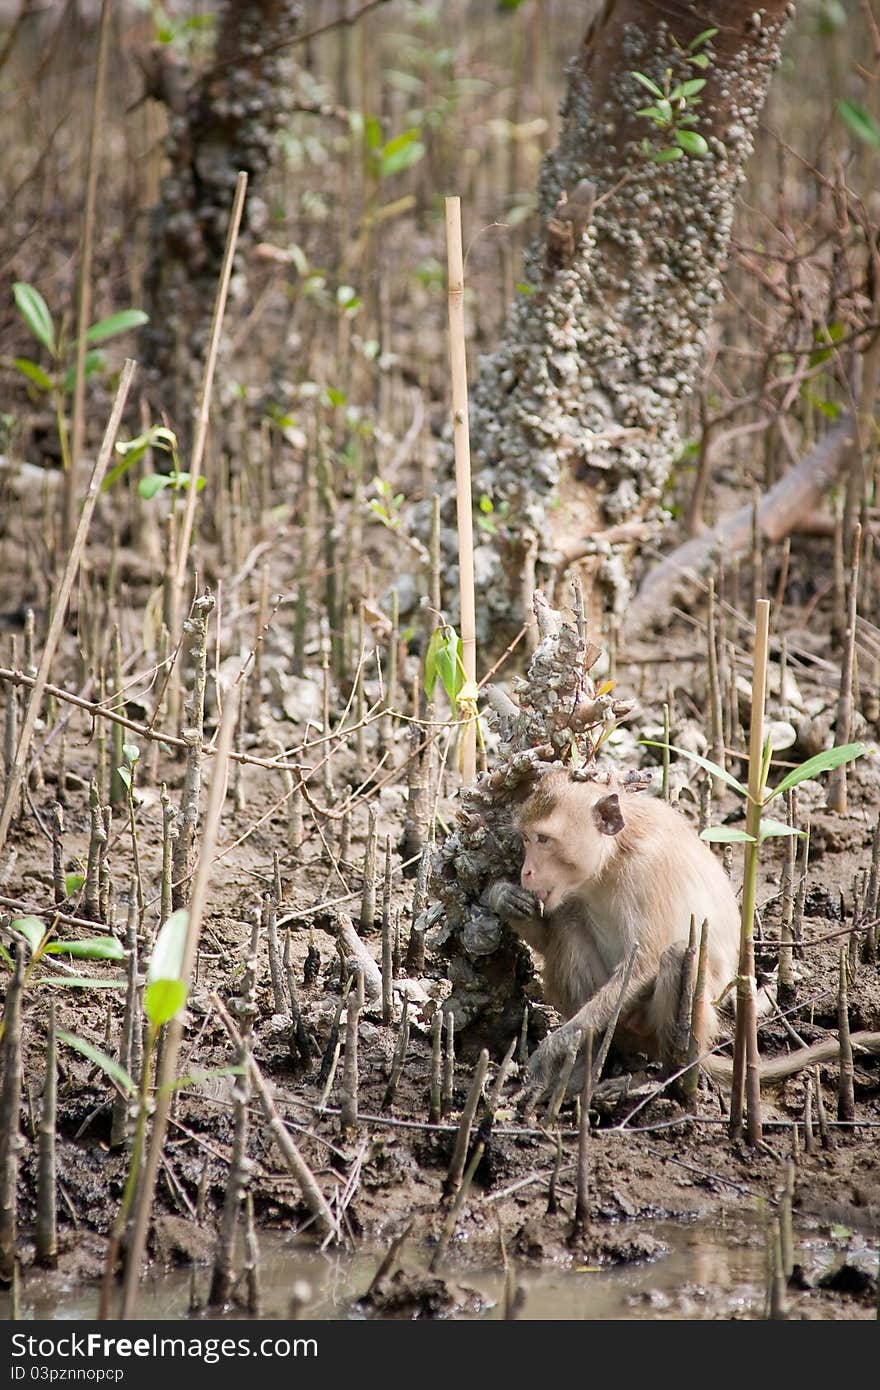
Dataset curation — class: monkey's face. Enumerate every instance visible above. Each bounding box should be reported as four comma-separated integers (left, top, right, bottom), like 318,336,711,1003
519,790,625,911
519,813,593,912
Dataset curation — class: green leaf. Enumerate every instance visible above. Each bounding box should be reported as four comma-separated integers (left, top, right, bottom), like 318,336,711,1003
122,743,140,765
57,1029,135,1092
62,350,106,393
757,818,806,843
639,741,749,797
116,765,131,790
678,78,707,98
84,309,148,344
688,52,710,69
145,909,189,1028
138,473,170,500
699,826,756,843
11,916,46,952
688,27,718,51
13,357,53,391
674,130,709,156
423,624,462,704
144,978,188,1029
771,742,870,798
637,103,671,125
13,283,55,354
0,942,14,970
631,71,664,99
837,99,880,148
148,909,188,984
43,936,126,960
649,146,685,162
138,471,203,500
65,873,85,895
380,140,425,177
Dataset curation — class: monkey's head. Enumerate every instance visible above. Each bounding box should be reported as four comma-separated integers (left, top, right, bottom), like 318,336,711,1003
515,772,625,911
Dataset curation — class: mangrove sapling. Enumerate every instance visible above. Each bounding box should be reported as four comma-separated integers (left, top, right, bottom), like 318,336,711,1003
35,1001,57,1267
283,931,314,1075
171,591,215,911
428,1009,443,1125
0,947,25,1284
51,802,65,905
117,744,145,924
442,1009,455,1118
444,1048,489,1199
837,948,856,1124
381,994,410,1113
208,1039,250,1308
109,630,126,809
265,893,287,1017
9,284,146,536
381,837,393,1025
110,897,140,1151
84,780,105,922
98,803,112,926
340,967,364,1136
360,806,378,933
572,1028,594,1239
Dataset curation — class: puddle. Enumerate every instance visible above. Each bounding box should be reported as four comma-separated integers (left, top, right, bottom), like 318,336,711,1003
7,1212,874,1320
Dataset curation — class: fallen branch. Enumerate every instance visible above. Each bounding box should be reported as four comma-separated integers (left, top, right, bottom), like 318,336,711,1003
623,414,856,639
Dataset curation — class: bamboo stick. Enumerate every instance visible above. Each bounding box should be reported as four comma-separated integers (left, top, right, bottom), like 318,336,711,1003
444,196,477,784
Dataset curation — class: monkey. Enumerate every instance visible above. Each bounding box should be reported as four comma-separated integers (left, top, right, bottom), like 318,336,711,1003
487,771,880,1089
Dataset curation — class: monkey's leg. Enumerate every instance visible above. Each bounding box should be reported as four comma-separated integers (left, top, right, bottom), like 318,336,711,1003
528,956,656,1087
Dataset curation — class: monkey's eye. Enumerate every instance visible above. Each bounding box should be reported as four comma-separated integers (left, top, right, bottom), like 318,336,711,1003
535,834,549,846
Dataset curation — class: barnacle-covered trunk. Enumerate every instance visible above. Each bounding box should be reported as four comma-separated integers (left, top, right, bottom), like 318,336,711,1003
424,595,637,1046
467,0,794,646
142,0,300,405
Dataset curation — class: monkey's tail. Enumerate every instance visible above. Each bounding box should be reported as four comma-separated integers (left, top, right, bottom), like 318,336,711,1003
705,1030,880,1087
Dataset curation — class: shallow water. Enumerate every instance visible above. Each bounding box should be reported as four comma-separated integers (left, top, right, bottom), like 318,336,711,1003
8,1212,875,1321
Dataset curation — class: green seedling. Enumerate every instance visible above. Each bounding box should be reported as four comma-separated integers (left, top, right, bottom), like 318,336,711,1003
102,424,204,500
10,283,147,474
641,737,870,844
0,915,125,1044
424,621,485,771
631,28,716,162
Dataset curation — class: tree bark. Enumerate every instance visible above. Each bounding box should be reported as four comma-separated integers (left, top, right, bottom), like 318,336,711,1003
141,0,301,409
464,0,795,647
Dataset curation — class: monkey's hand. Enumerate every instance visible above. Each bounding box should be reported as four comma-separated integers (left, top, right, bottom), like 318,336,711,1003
484,881,540,920
528,1020,584,1090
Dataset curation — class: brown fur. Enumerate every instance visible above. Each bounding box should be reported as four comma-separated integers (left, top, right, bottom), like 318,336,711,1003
492,771,880,1088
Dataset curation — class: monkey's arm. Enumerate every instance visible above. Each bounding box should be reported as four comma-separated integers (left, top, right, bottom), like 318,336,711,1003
483,882,549,952
528,954,653,1086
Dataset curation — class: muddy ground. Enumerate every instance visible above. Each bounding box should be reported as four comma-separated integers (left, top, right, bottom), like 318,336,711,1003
0,486,878,1321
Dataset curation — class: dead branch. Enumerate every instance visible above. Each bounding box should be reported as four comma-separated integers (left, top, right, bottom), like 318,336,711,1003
624,414,856,638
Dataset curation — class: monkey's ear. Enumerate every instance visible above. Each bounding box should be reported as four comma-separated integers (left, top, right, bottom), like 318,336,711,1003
592,793,624,837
